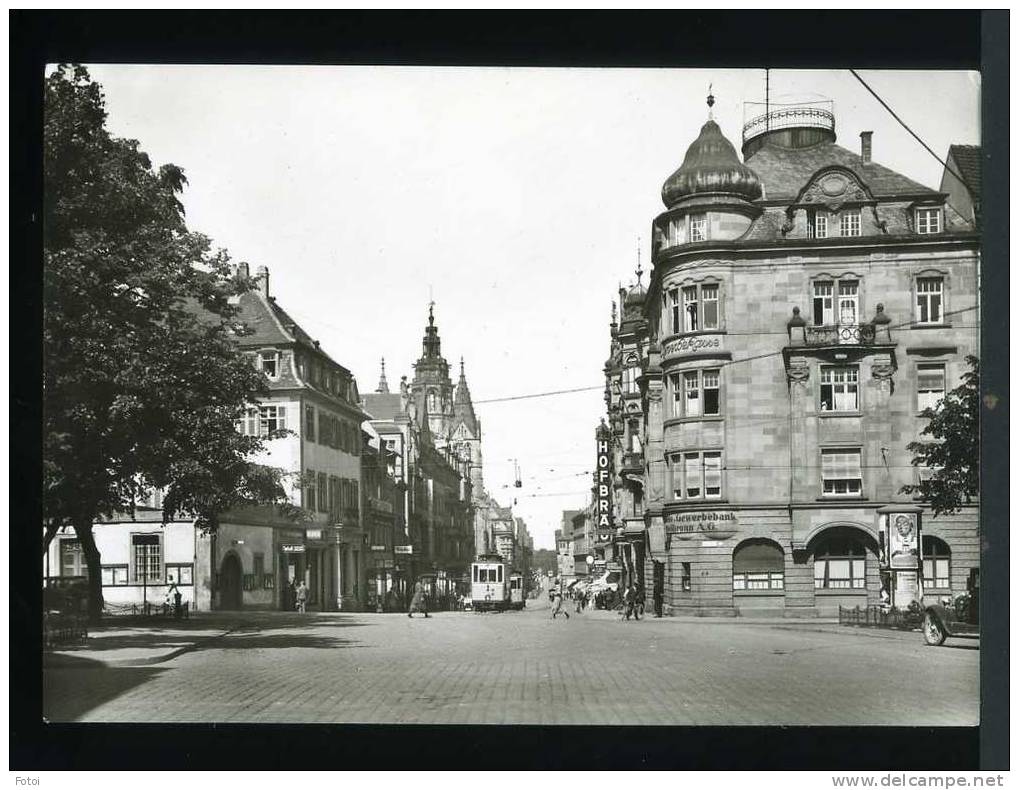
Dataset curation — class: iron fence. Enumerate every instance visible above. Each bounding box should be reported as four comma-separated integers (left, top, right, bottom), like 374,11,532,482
838,605,922,630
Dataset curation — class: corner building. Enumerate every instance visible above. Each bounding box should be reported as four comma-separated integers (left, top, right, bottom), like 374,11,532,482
627,98,979,617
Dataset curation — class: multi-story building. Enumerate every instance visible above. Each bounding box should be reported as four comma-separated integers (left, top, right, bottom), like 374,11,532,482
45,264,371,612
361,420,404,610
606,94,979,617
223,265,369,611
514,517,534,591
556,511,582,586
362,307,476,605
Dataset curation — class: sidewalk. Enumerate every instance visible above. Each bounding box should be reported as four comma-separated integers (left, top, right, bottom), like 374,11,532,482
576,605,932,640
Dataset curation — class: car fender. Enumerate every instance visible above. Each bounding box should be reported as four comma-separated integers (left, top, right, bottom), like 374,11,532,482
924,604,952,632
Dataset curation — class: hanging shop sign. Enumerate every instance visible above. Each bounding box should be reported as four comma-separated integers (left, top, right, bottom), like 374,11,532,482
305,529,323,541
394,545,414,555
596,437,614,531
662,334,724,360
281,544,306,554
370,545,388,552
665,511,739,541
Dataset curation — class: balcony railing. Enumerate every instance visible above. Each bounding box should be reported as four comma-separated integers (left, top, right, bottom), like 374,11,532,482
742,104,835,146
621,451,644,473
804,323,877,347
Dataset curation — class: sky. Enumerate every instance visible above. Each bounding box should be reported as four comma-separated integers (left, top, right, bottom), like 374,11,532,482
83,65,980,549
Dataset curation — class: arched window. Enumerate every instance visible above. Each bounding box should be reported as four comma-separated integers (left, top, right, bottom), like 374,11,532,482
813,529,867,589
733,539,785,591
427,392,438,412
922,536,951,589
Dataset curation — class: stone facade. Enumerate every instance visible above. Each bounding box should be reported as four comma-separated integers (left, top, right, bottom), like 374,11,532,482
605,99,980,617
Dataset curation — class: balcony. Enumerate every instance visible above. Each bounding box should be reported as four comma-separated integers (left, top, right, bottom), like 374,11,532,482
804,323,877,347
620,451,644,474
742,104,835,145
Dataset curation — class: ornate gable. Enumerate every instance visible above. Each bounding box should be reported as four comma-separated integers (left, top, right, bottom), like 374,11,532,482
793,166,876,213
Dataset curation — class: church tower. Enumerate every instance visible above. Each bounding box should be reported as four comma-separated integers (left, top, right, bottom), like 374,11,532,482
453,357,484,497
410,304,456,446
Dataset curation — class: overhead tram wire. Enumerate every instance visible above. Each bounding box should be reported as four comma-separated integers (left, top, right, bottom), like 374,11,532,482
470,305,977,406
849,69,977,201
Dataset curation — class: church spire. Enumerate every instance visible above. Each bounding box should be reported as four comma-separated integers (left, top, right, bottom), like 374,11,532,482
376,357,390,394
421,302,442,359
454,356,479,434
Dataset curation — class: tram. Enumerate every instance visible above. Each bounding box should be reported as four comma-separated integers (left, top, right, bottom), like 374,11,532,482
471,554,525,612
508,572,526,610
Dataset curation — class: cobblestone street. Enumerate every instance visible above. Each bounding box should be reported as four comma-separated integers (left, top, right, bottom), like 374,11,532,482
43,598,979,725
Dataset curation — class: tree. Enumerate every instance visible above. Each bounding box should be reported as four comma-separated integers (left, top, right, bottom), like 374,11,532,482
900,355,980,516
44,65,303,621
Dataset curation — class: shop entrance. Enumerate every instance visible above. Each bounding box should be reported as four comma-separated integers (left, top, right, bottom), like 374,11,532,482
220,553,243,610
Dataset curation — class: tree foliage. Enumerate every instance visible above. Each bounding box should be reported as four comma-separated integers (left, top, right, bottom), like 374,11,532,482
44,65,304,619
900,355,980,517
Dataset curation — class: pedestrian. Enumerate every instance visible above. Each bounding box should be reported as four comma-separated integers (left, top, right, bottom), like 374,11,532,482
287,578,296,611
550,588,570,620
574,589,584,614
653,583,663,618
295,580,308,614
633,582,645,621
408,581,430,618
622,583,635,621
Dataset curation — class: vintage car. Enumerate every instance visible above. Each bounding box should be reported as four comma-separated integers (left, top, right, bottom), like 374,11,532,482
923,569,980,646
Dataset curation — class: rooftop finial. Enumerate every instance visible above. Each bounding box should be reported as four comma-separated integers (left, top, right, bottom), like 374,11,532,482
376,357,390,394
635,237,643,286
707,84,715,118
460,356,465,376
611,300,617,325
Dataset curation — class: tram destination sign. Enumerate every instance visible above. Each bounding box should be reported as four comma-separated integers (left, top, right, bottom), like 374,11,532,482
394,545,414,555
665,511,739,541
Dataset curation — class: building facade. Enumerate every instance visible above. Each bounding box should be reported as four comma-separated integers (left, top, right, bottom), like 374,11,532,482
45,264,372,612
362,307,476,605
605,96,980,617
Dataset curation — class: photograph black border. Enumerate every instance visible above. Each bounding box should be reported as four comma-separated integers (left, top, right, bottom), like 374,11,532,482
11,9,1006,771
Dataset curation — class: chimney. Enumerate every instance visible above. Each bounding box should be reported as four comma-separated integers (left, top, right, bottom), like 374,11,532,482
235,261,250,280
860,131,873,165
255,265,269,297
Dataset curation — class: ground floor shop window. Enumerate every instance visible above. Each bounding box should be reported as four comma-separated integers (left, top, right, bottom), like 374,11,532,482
101,565,129,586
732,539,785,590
813,530,866,589
922,536,951,589
166,563,194,585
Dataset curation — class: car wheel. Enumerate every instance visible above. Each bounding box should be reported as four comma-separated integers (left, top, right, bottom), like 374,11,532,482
923,611,947,646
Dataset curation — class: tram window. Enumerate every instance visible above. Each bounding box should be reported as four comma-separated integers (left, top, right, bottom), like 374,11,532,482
473,566,479,582
497,566,503,583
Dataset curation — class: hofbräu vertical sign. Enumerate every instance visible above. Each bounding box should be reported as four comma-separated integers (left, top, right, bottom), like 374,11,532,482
597,438,613,536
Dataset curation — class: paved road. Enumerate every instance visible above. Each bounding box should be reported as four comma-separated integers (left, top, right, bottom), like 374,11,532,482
43,596,978,725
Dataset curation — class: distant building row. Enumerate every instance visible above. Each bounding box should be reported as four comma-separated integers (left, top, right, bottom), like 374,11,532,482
45,269,528,612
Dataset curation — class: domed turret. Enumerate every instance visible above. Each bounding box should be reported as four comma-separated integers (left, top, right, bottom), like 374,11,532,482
662,118,763,208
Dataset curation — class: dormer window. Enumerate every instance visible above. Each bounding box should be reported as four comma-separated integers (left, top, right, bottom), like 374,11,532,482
916,207,942,234
839,209,861,237
259,351,279,379
808,209,829,239
688,214,707,243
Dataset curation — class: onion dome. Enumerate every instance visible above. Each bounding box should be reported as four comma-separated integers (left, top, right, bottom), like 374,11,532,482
662,113,763,208
624,282,647,308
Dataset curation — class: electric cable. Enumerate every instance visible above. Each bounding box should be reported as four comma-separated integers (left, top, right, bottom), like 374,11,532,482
849,69,978,201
